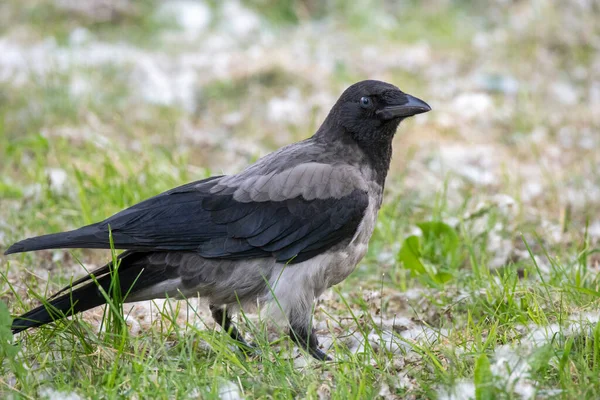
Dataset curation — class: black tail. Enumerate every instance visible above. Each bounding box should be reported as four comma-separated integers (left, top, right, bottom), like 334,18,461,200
11,278,110,333
4,225,106,255
11,251,177,333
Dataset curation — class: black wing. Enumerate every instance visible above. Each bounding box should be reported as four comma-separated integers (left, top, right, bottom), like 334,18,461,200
5,176,369,264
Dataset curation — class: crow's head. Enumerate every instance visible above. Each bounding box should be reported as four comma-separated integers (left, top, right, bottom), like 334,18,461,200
326,80,430,144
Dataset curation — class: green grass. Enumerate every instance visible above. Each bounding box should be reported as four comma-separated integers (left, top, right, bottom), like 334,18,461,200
2,143,598,398
0,0,177,47
1,0,600,398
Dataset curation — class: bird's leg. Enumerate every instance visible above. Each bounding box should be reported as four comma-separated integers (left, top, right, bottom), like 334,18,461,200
289,323,331,361
210,305,253,353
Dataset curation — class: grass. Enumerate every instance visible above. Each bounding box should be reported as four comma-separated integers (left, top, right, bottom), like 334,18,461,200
3,148,598,398
1,0,600,399
0,0,177,47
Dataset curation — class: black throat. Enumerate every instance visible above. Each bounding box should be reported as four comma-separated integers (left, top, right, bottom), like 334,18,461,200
349,133,394,187
315,119,396,188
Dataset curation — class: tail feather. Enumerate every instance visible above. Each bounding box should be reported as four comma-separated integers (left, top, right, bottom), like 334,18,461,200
4,225,105,255
11,251,179,334
11,281,108,333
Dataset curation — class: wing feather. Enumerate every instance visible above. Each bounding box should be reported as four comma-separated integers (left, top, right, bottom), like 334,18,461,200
7,165,370,264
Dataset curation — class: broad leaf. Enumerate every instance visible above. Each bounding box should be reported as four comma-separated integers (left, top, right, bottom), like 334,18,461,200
398,235,426,275
474,353,494,400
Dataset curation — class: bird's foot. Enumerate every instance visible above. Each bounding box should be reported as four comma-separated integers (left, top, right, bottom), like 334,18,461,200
289,326,332,362
210,304,258,357
234,337,260,357
308,346,332,362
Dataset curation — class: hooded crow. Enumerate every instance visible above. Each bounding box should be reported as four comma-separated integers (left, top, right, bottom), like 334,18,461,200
5,80,430,360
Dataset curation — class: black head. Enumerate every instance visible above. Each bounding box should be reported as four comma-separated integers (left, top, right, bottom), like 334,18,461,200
321,80,431,144
316,80,430,185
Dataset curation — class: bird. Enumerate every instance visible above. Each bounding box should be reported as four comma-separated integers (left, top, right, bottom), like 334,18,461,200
5,80,430,360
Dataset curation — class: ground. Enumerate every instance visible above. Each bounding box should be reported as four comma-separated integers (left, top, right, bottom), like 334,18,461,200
1,0,600,399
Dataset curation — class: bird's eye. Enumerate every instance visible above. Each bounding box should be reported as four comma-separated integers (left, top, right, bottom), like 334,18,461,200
360,96,371,108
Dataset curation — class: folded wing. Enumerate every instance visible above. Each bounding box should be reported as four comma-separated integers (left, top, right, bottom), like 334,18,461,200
5,164,369,264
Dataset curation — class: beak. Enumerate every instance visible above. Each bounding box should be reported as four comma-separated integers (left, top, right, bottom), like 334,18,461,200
376,93,431,120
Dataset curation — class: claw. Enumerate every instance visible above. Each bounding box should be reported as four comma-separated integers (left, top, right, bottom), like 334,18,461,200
308,347,332,361
289,326,332,361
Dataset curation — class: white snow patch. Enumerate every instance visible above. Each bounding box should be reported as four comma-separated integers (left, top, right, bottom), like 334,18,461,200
551,81,579,105
221,0,261,38
589,220,600,241
451,92,493,120
487,228,513,269
393,42,432,72
159,0,212,39
23,183,43,200
221,111,244,126
562,182,600,211
341,321,449,355
439,346,536,400
69,27,93,46
267,88,306,124
69,73,93,97
318,318,447,356
438,380,475,400
491,194,517,214
403,287,431,301
46,168,68,194
218,380,243,400
367,330,404,354
0,39,199,111
431,144,498,186
39,387,81,400
378,382,393,398
525,311,600,348
491,345,535,399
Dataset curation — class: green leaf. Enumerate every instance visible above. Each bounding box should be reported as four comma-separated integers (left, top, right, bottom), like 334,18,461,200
398,221,462,287
474,353,494,400
567,285,600,298
0,301,27,381
436,272,454,284
0,300,19,358
417,221,459,253
0,180,23,199
0,300,26,381
398,235,426,275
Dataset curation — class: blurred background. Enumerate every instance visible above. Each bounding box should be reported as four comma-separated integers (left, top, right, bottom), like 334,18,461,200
1,0,600,397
